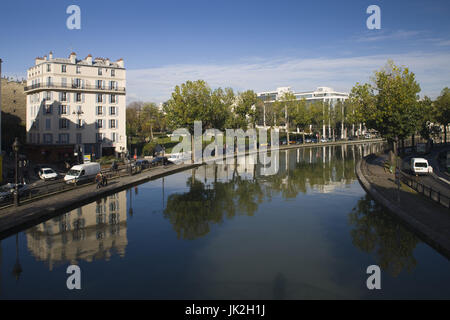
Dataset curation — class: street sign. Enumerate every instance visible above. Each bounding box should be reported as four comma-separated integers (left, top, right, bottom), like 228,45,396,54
83,154,91,163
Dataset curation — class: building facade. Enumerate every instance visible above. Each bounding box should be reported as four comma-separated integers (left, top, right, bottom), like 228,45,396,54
25,52,127,161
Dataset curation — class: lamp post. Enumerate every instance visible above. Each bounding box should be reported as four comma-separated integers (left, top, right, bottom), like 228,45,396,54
12,137,20,206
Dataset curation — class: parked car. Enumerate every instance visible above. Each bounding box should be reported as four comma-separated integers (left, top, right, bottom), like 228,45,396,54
311,137,318,143
151,156,172,167
64,163,101,184
305,137,312,143
135,159,150,169
320,138,328,143
0,183,30,202
410,158,433,175
38,168,59,181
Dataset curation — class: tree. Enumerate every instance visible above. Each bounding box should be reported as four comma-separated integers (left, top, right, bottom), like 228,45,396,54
351,61,421,153
229,90,258,130
165,80,214,133
435,87,450,143
291,98,311,144
141,102,160,140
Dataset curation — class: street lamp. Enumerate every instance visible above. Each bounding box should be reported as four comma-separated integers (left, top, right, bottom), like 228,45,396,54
12,137,21,206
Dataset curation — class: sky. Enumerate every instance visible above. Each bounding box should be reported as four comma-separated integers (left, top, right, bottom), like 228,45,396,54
1,0,449,102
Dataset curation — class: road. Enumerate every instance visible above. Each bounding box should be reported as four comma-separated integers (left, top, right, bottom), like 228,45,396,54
401,146,450,200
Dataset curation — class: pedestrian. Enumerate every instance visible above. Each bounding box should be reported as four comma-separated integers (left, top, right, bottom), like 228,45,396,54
102,173,108,187
96,172,102,189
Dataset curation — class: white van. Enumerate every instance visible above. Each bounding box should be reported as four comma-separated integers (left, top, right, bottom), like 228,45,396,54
410,158,433,175
64,163,101,184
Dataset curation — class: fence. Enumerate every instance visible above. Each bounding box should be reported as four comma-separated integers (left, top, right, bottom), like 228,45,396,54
400,172,450,209
0,160,169,209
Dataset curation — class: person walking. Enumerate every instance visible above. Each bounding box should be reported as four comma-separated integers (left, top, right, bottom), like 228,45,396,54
96,172,103,189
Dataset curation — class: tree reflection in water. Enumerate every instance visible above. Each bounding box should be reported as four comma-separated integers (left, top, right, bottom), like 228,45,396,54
348,194,419,277
164,145,379,241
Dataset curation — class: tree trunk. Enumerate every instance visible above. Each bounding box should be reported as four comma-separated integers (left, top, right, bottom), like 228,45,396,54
445,125,447,145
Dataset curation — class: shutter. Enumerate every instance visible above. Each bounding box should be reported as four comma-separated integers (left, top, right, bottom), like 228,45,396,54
59,92,62,101
82,94,85,103
67,105,71,115
95,106,98,116
103,106,106,116
58,105,61,115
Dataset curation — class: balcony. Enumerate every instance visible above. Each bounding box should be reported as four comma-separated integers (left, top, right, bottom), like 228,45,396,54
24,82,126,94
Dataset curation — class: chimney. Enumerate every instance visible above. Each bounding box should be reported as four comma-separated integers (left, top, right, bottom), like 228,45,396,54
35,57,45,65
116,58,124,68
69,52,76,64
86,54,92,65
105,58,110,66
49,51,53,60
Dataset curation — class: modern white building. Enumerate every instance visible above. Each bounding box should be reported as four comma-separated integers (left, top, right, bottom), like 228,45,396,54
257,87,351,138
258,86,348,105
25,52,127,161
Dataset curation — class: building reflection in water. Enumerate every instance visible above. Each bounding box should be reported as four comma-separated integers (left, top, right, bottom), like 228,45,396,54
25,191,128,270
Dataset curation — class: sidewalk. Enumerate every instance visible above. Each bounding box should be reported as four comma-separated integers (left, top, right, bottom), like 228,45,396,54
356,153,450,259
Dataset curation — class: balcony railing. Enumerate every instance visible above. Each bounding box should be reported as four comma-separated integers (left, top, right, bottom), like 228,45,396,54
24,82,126,93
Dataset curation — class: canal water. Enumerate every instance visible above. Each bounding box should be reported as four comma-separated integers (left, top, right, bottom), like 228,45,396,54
0,143,449,299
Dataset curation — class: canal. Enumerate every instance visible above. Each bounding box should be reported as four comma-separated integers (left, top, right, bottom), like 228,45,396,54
0,143,449,299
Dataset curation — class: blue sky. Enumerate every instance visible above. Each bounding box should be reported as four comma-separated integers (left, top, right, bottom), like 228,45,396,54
1,0,449,102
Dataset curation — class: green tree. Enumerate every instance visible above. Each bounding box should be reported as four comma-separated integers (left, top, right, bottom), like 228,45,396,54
435,87,450,143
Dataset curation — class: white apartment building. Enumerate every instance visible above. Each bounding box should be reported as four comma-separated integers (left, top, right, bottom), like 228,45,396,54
25,51,127,161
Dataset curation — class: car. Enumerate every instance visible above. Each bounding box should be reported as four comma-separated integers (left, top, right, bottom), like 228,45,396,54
311,138,318,143
320,138,328,143
135,159,150,169
364,134,371,139
38,168,59,181
410,158,433,175
305,137,312,143
0,183,30,203
151,156,172,166
64,163,101,184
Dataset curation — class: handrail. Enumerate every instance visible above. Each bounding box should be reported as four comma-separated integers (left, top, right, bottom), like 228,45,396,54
24,82,126,92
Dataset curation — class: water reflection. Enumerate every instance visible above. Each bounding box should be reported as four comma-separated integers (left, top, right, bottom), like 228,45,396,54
25,191,128,270
164,144,384,240
348,194,419,277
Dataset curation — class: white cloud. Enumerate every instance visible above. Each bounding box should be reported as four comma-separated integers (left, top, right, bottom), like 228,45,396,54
127,52,450,103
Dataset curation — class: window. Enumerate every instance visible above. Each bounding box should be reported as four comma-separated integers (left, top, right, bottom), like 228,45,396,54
60,119,70,129
60,105,68,115
62,78,67,88
96,80,103,89
111,132,117,142
97,106,103,115
62,65,66,73
77,119,84,129
111,69,115,77
47,64,51,72
109,106,116,115
76,93,82,102
60,92,67,102
73,78,81,88
96,119,103,129
44,105,52,114
76,66,81,74
43,134,52,144
45,119,51,130
59,134,70,144
98,68,102,76
96,133,104,142
109,119,117,129
110,94,116,103
47,77,52,86
97,94,103,103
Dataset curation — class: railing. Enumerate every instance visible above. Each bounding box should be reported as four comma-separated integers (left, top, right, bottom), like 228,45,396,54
0,160,170,209
400,171,450,209
24,82,126,93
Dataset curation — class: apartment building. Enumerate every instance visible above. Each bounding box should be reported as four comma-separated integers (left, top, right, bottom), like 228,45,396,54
25,52,127,162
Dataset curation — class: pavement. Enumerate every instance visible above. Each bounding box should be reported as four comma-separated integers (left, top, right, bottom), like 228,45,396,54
357,153,450,259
